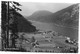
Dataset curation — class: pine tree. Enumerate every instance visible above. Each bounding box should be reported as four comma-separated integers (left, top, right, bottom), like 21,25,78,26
1,1,22,49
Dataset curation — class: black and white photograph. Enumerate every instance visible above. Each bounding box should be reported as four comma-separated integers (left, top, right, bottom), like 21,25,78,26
0,1,79,53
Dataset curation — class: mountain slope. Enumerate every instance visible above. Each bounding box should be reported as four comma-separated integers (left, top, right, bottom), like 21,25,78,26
27,4,79,28
15,12,36,32
27,10,53,21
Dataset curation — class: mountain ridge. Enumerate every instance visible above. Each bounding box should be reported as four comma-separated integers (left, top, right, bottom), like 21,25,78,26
26,4,79,28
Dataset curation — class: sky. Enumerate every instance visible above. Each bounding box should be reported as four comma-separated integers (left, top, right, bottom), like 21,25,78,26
18,2,74,16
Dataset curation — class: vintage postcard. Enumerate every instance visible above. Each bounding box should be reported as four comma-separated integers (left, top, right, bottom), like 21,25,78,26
0,1,79,53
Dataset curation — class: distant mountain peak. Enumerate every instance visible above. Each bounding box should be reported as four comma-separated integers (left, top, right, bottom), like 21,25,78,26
28,10,52,18
33,10,52,13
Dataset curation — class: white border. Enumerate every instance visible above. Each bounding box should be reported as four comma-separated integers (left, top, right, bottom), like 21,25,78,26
0,0,80,3
0,0,80,54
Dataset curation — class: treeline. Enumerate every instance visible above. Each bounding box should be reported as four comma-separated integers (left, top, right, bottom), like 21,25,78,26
1,1,36,51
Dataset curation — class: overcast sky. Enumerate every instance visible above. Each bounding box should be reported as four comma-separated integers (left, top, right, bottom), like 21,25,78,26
18,2,73,16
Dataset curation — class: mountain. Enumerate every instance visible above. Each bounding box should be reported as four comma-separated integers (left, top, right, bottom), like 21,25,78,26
51,4,79,28
27,10,53,21
27,4,79,28
15,12,36,32
31,10,52,17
